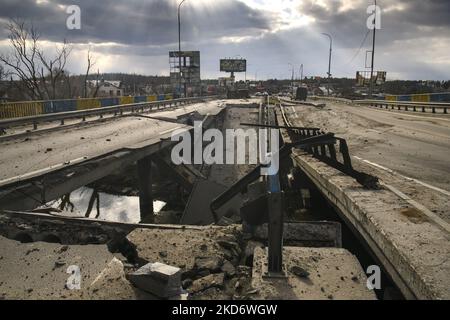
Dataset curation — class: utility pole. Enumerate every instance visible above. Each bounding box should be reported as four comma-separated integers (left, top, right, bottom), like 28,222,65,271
321,33,332,96
288,63,294,89
299,64,303,84
178,0,187,98
369,0,377,99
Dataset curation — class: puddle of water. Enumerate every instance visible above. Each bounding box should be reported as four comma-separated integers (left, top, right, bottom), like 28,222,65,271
42,187,166,224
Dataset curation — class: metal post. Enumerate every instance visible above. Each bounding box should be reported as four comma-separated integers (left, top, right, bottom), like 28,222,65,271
178,0,187,98
369,0,377,99
267,191,283,274
288,63,294,89
137,155,154,222
300,64,303,84
264,99,284,276
321,33,332,96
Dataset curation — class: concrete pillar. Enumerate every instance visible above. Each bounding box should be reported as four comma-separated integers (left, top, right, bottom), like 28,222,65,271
267,192,283,274
137,155,154,222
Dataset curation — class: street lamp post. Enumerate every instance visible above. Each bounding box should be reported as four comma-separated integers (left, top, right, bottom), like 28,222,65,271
178,0,187,97
369,0,377,99
288,63,294,88
321,33,332,96
299,64,303,84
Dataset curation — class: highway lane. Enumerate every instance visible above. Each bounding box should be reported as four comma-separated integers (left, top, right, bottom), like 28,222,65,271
291,100,450,189
0,100,228,187
0,99,226,138
284,99,450,222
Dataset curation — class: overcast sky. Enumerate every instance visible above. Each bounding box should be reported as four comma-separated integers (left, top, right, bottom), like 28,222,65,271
0,0,449,80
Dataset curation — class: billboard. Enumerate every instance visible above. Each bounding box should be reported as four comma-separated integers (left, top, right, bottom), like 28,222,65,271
220,59,247,72
356,71,386,86
169,51,201,96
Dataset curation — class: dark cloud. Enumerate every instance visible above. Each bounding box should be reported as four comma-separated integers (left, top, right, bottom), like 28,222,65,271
297,0,450,48
0,0,448,80
0,0,272,46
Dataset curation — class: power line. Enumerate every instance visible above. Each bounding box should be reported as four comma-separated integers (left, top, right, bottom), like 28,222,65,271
346,29,371,65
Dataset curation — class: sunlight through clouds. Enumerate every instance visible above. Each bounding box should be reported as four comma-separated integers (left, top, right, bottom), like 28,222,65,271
1,0,449,80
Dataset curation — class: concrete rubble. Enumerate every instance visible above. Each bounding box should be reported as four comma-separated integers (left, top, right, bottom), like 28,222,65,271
251,247,377,300
0,219,377,300
128,262,182,298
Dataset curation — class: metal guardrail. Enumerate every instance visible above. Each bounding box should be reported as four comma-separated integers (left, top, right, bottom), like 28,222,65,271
354,99,449,114
310,96,449,114
0,96,218,130
310,96,353,104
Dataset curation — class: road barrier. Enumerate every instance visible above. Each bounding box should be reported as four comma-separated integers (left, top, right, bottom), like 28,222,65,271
310,96,449,114
0,96,218,131
0,94,179,120
354,99,449,114
385,92,450,103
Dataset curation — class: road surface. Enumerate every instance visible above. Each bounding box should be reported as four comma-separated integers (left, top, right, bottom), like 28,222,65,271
0,100,226,187
284,99,450,223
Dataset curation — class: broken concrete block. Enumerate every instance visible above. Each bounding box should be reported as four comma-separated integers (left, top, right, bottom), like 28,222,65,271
290,265,310,278
243,240,264,265
87,257,145,300
221,260,236,278
217,240,241,256
128,262,182,298
194,256,222,272
189,273,225,294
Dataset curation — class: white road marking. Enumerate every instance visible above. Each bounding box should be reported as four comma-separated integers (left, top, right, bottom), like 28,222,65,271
352,158,450,233
380,181,450,234
353,156,450,197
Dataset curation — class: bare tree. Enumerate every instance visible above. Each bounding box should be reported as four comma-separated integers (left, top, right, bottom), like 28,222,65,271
37,39,71,99
0,63,9,101
91,69,101,98
83,47,96,98
0,64,7,80
0,20,72,100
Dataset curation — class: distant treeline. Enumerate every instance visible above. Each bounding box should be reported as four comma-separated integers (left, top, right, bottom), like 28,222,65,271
86,73,170,88
382,80,450,95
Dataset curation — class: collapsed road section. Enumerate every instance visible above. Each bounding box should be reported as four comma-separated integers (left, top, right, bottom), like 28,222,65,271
0,98,448,300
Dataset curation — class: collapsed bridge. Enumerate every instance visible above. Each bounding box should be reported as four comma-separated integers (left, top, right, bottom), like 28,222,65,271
0,96,448,300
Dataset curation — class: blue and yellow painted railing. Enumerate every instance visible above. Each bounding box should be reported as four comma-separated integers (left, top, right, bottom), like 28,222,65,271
384,92,450,103
0,94,176,120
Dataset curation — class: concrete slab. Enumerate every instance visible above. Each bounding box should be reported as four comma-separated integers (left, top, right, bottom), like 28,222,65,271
126,225,242,271
253,222,342,247
0,235,113,299
291,150,450,299
0,115,191,187
251,247,377,300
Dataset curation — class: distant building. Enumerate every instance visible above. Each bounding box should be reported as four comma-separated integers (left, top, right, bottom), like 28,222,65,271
317,86,334,96
87,80,123,97
218,77,234,87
